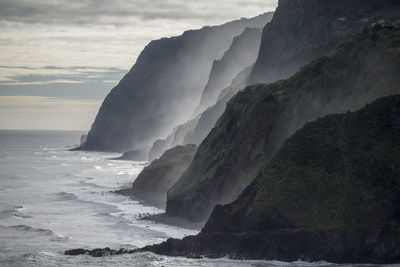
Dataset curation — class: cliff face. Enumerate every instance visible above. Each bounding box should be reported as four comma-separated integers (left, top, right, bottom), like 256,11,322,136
166,24,400,221
249,0,400,84
183,65,253,146
146,95,400,263
146,24,269,159
81,14,271,152
160,0,400,156
132,144,197,194
193,27,264,116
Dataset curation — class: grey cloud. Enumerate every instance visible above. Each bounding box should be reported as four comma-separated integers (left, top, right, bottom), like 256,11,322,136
0,0,277,25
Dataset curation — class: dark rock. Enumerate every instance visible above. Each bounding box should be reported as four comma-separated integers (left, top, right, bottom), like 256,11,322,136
65,247,137,257
64,248,88,256
133,144,197,194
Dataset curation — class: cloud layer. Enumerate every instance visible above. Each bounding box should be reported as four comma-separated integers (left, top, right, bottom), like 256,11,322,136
0,96,101,130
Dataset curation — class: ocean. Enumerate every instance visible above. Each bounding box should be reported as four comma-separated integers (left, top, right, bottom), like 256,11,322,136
0,130,389,267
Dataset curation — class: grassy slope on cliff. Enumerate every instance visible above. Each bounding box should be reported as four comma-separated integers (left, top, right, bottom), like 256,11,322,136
204,95,400,233
146,95,400,263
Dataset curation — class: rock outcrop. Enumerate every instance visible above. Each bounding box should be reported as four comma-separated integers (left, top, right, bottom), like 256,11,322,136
132,144,197,194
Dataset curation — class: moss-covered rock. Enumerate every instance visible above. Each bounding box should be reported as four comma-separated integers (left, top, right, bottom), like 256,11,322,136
146,95,400,263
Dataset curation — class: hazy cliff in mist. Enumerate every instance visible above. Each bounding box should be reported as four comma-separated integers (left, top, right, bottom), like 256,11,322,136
147,25,268,160
194,27,263,116
166,21,400,221
81,13,272,152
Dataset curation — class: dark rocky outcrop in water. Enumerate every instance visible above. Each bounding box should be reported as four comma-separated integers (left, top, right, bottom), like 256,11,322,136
145,95,400,264
81,13,272,152
166,23,400,221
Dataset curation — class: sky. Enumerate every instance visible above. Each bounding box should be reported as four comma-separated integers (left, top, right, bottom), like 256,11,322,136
0,0,278,130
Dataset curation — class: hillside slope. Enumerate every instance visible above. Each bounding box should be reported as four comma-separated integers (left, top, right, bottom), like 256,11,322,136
146,95,400,263
167,23,400,221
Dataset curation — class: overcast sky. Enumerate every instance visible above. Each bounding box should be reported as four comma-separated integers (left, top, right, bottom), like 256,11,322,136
0,0,278,130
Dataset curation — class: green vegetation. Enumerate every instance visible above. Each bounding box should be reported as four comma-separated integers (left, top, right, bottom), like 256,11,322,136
167,24,400,221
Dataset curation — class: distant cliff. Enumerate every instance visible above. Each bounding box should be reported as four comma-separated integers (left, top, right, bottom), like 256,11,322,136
81,13,272,152
166,23,400,221
193,27,264,116
146,95,400,263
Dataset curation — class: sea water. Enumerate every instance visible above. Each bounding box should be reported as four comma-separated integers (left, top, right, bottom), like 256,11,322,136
0,130,391,267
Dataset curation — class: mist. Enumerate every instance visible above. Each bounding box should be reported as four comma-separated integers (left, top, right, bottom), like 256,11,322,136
82,13,272,153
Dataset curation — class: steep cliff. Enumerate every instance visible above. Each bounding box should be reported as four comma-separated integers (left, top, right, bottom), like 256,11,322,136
169,0,400,154
193,27,264,116
166,23,400,221
249,0,400,84
183,65,253,146
147,24,269,159
82,13,272,152
132,144,197,194
146,95,400,263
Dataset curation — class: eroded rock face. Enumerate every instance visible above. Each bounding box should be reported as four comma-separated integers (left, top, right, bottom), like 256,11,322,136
146,95,400,264
132,144,197,194
82,13,272,152
147,24,269,159
166,23,400,222
194,27,264,116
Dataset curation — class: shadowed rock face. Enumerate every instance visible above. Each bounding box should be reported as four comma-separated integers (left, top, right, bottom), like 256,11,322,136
153,0,400,159
132,144,197,194
249,0,400,85
81,13,272,152
166,23,400,222
193,27,264,116
182,65,253,146
146,95,400,264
